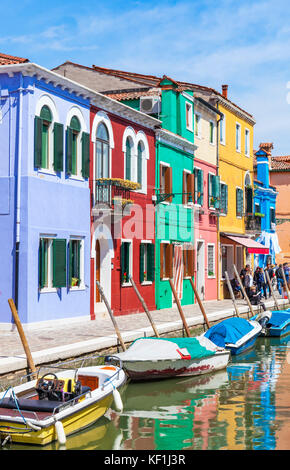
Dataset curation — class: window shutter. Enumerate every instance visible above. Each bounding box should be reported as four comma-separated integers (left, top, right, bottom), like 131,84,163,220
53,122,64,172
66,127,73,175
52,239,67,288
183,171,187,204
213,175,220,208
34,116,43,169
188,173,194,204
236,188,243,217
208,174,212,207
165,167,173,202
77,241,81,285
81,132,90,179
39,239,46,289
165,244,173,278
120,242,125,284
160,243,164,279
246,187,253,214
140,243,145,283
188,248,195,277
148,243,155,282
197,169,204,205
69,241,72,287
125,140,131,180
137,145,142,185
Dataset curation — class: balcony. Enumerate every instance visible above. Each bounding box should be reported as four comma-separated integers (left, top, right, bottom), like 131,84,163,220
93,178,140,215
245,213,262,234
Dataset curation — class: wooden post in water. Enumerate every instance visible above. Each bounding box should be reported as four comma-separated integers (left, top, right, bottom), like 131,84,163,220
169,279,191,337
188,278,210,329
8,298,37,378
129,275,160,338
225,271,240,317
96,281,126,351
233,265,253,318
281,267,290,303
264,269,280,311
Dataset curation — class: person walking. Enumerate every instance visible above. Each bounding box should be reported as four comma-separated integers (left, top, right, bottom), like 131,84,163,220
254,266,268,299
244,267,253,298
276,264,284,296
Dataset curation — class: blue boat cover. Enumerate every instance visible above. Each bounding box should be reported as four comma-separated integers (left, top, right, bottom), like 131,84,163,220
204,317,254,348
268,311,290,328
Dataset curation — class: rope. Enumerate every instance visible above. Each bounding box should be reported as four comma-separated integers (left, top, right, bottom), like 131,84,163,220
0,386,30,430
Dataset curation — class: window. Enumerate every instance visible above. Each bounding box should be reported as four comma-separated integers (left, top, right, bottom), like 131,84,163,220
220,183,228,215
96,122,109,179
245,186,253,214
183,244,194,277
194,168,204,205
160,243,173,279
125,138,133,181
221,245,233,279
183,171,194,205
194,113,201,137
270,207,276,224
137,142,143,186
209,121,214,144
220,114,225,144
66,116,90,178
208,174,220,209
34,105,64,172
121,241,132,284
69,239,83,288
236,188,244,217
236,123,241,152
245,129,250,156
160,164,173,202
140,242,155,283
207,244,215,278
39,238,67,290
186,102,193,131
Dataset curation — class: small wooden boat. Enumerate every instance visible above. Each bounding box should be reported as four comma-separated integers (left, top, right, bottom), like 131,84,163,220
203,317,262,355
253,310,290,337
113,336,230,382
0,356,126,446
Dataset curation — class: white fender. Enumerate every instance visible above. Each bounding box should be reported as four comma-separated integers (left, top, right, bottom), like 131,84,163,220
55,420,66,445
113,388,123,413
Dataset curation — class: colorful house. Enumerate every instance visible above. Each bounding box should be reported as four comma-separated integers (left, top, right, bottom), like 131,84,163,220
0,58,92,326
253,143,279,266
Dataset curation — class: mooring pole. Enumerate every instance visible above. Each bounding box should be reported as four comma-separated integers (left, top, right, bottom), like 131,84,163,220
8,298,37,378
96,281,126,351
233,265,253,318
225,271,240,317
169,279,191,337
264,269,280,311
188,278,210,329
129,275,160,337
281,267,290,303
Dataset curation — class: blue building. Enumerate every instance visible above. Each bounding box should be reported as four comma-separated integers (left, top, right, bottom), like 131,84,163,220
0,60,93,326
254,145,280,267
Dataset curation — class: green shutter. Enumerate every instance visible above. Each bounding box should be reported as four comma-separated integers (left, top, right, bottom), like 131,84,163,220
246,187,253,214
225,185,228,214
147,244,155,282
140,243,145,283
52,239,67,288
236,188,243,217
34,116,43,168
198,170,204,205
213,175,220,208
53,122,64,172
137,144,142,184
121,242,125,284
208,174,212,207
125,140,131,180
81,132,90,179
39,239,47,289
69,241,73,287
66,127,73,175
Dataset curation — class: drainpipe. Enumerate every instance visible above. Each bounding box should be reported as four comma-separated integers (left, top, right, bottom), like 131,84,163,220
216,101,223,301
15,73,24,310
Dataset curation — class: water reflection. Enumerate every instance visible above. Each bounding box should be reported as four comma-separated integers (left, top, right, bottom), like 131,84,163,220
5,335,290,451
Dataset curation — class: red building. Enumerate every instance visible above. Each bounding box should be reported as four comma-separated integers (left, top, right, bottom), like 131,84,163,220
89,102,160,318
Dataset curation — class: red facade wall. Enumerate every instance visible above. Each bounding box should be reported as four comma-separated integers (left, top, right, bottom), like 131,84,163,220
89,106,156,317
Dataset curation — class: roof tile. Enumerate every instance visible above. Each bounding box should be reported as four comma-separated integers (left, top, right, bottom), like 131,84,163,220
0,52,29,65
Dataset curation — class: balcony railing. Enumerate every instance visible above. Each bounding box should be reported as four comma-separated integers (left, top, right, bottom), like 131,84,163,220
245,214,262,233
94,178,140,211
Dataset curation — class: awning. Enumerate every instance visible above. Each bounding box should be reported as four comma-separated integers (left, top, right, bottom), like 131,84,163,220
225,235,269,254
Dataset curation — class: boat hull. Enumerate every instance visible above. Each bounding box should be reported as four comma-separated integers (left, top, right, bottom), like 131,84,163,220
268,322,290,337
121,350,230,382
226,332,260,355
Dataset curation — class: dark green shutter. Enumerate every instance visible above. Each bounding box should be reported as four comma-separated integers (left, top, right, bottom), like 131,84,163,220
137,145,142,184
69,241,72,287
53,122,64,172
213,175,220,209
147,244,155,282
34,116,43,169
121,242,125,284
66,127,73,175
236,188,243,217
198,170,204,205
39,239,46,289
246,187,253,214
81,132,90,179
52,239,67,288
125,140,131,180
140,243,145,283
208,174,212,207
225,185,228,214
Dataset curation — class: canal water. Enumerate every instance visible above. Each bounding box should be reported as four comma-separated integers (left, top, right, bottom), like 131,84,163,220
8,334,290,451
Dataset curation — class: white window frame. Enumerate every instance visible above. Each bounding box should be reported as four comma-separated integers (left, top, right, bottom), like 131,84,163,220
194,165,203,208
121,239,133,287
236,122,241,153
209,120,215,145
207,243,216,279
140,240,153,285
69,237,85,291
183,168,193,208
135,131,149,194
236,185,243,219
39,237,57,293
159,160,171,205
185,101,193,132
221,244,234,280
245,128,250,157
220,113,226,145
66,107,88,181
219,180,228,217
194,112,201,138
208,171,216,209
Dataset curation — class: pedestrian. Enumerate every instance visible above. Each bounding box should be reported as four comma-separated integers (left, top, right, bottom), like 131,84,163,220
264,263,275,297
276,264,284,296
244,267,253,298
248,285,267,312
254,267,267,299
240,264,250,286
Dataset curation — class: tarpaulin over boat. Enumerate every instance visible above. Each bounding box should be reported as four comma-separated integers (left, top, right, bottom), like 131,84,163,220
267,311,290,328
116,336,218,362
204,317,255,348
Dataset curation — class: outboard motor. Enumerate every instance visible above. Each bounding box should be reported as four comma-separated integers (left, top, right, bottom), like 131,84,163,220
256,310,272,336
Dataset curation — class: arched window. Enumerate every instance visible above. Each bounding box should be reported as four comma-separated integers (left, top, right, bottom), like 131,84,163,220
69,116,81,176
39,105,52,169
96,122,109,179
125,137,133,181
137,141,144,185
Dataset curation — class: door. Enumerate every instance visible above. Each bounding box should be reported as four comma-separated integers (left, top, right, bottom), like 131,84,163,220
196,241,205,300
95,240,101,303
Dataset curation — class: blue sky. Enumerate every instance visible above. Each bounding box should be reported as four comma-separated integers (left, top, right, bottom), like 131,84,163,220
2,0,290,154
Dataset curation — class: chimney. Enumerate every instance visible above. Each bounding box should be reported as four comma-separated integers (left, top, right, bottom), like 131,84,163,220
222,84,228,99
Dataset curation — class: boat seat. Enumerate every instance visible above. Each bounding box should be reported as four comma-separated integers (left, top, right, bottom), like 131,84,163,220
0,386,91,413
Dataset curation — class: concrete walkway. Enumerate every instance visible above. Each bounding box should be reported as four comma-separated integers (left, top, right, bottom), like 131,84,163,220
0,296,288,377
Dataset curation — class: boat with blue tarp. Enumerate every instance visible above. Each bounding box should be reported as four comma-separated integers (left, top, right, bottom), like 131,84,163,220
203,317,262,355
253,310,290,337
